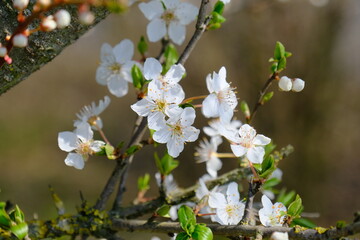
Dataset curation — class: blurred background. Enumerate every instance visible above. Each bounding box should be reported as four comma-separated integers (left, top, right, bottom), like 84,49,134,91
0,0,359,237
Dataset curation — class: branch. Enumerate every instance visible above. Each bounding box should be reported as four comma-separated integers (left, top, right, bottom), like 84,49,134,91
177,0,211,65
0,2,110,96
111,219,360,240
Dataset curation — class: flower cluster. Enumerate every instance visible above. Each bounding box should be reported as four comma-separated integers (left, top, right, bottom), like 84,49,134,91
278,76,305,92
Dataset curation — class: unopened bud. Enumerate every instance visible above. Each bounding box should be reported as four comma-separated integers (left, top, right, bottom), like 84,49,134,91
54,10,71,28
13,0,29,10
278,76,292,92
291,78,305,92
41,15,57,31
12,34,28,48
38,0,51,8
270,232,289,240
78,11,95,25
0,47,7,57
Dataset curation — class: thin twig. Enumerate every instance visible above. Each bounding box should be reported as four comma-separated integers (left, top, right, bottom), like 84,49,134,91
241,180,263,225
177,0,211,65
247,73,278,124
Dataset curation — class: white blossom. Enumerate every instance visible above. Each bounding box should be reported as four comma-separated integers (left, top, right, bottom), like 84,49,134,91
41,15,57,32
221,0,231,3
96,39,138,97
79,11,95,25
292,78,305,92
143,57,185,98
153,107,200,158
270,232,289,240
208,182,245,225
202,67,238,124
230,124,271,164
203,118,242,140
0,47,7,57
259,195,287,227
54,10,71,29
139,0,198,45
13,0,29,10
155,172,179,195
58,122,105,170
195,137,223,178
74,96,111,130
278,76,292,91
12,34,28,48
131,76,184,131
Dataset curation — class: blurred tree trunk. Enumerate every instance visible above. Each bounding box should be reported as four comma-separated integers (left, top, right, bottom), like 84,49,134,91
0,1,109,96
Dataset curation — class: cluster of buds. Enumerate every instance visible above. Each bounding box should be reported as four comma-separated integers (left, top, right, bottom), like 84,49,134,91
278,76,305,92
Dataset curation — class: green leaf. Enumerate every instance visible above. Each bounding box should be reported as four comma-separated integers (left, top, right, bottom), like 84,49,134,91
179,103,195,109
240,101,250,118
105,144,116,160
125,145,141,156
274,41,285,60
213,1,225,14
10,222,28,240
137,173,150,191
9,205,25,224
277,189,296,206
262,91,274,104
259,155,275,178
0,208,11,228
211,12,226,24
208,22,222,30
131,64,145,89
270,62,278,73
106,1,127,13
288,194,303,218
163,44,179,73
192,224,213,240
262,177,281,189
176,232,191,240
178,205,196,235
292,218,317,228
284,51,292,58
277,57,287,71
154,152,179,175
264,142,277,158
137,36,148,55
336,220,347,228
156,204,171,217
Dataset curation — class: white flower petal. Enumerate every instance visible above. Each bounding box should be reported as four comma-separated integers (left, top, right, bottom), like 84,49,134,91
180,107,196,126
121,61,137,82
230,144,247,157
144,58,163,81
147,18,166,43
64,153,85,170
213,67,229,91
113,39,134,64
175,2,198,25
139,1,164,20
208,192,227,209
169,21,186,45
216,207,230,225
90,140,105,152
207,157,222,178
259,208,271,226
164,64,185,84
167,137,184,158
162,0,178,9
107,75,129,97
261,195,274,211
148,111,166,130
219,102,234,124
153,128,171,143
253,134,271,146
238,124,256,139
131,98,154,117
100,43,115,63
58,131,78,152
202,93,220,118
226,182,240,205
75,122,93,141
183,126,200,142
96,65,112,85
247,146,265,164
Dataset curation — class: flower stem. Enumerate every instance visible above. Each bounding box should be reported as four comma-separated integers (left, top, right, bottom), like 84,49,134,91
181,95,208,104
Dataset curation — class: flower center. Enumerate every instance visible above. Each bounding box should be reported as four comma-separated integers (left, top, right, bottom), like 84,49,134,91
108,63,121,74
76,140,93,156
154,99,167,112
161,10,176,24
225,205,238,217
87,115,99,126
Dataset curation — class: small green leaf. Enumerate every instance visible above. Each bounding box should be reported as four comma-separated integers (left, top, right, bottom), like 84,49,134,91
213,1,225,14
191,224,213,240
336,220,347,228
179,103,195,109
211,12,226,24
277,189,296,207
288,195,303,218
137,36,148,55
277,57,287,71
154,152,179,175
264,142,277,158
176,232,191,240
0,208,11,228
156,204,171,217
178,205,196,235
131,64,145,89
262,91,274,104
104,144,116,160
259,155,275,178
10,222,28,240
292,218,317,228
262,177,281,189
274,41,285,60
163,44,179,73
137,173,150,191
208,22,222,30
125,145,141,156
284,51,292,58
270,62,278,73
10,205,25,224
240,101,250,119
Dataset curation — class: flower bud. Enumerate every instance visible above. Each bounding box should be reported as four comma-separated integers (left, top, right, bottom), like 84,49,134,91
41,15,57,32
278,76,292,91
0,47,7,57
78,11,95,25
270,232,289,240
38,0,51,8
291,78,305,92
54,10,71,28
12,34,28,48
13,0,29,10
